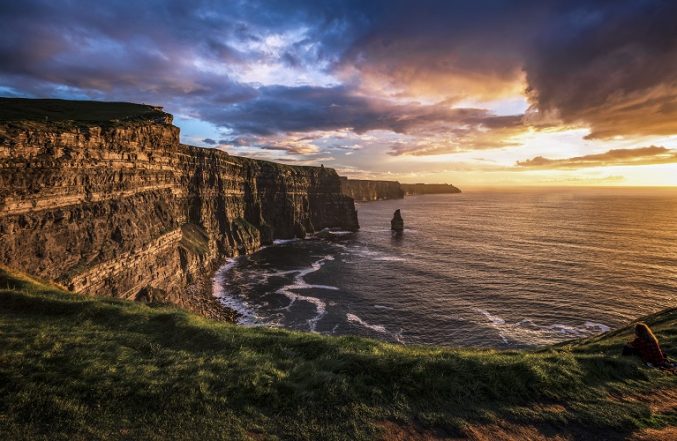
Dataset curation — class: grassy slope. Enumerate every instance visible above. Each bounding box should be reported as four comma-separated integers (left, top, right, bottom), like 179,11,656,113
0,266,675,441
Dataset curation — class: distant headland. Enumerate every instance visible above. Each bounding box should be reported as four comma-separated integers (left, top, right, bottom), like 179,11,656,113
339,177,461,202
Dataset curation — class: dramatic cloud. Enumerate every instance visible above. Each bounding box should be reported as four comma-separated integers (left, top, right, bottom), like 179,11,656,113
385,121,525,156
225,133,320,155
525,1,677,138
335,1,545,101
516,147,677,169
335,0,677,139
200,84,525,140
1,0,676,184
0,1,336,109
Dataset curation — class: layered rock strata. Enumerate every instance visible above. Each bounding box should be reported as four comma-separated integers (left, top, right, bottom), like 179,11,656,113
0,99,358,319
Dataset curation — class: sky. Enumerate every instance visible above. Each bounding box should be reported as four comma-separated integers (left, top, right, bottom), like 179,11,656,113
1,0,676,188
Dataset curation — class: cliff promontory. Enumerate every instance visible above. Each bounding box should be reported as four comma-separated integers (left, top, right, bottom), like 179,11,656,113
0,98,358,318
339,177,404,201
401,182,461,195
340,178,461,201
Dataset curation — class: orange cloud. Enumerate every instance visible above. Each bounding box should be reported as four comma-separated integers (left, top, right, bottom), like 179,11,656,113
346,63,525,103
515,146,677,169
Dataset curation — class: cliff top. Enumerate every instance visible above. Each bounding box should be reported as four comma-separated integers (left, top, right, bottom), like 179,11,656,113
340,177,401,184
1,264,674,440
0,97,171,125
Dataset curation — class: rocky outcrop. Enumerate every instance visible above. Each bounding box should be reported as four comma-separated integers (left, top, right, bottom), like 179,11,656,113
400,183,461,195
0,98,358,319
339,177,404,201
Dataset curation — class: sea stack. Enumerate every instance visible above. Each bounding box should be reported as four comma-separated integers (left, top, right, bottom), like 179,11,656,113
391,209,404,234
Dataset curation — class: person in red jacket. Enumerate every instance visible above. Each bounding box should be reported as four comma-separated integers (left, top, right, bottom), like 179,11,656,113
626,323,674,368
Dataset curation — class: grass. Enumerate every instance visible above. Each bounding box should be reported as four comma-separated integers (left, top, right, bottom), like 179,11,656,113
180,223,210,257
233,217,260,236
0,265,675,440
0,98,166,123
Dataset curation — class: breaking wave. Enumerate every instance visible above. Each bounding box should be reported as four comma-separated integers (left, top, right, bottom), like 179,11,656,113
276,255,337,331
212,258,259,325
474,308,611,345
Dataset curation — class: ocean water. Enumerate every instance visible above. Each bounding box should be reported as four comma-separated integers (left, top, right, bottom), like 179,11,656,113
214,188,677,348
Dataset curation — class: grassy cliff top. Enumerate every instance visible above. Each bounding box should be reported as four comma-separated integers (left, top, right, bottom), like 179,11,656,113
0,98,170,124
0,265,675,440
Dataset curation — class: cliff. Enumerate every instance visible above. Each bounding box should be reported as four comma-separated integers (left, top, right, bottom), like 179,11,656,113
0,98,358,319
339,177,404,201
401,182,461,195
340,178,461,201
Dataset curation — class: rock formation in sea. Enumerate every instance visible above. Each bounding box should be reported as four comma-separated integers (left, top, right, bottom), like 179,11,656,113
339,177,404,201
400,183,461,195
391,209,404,233
0,98,359,319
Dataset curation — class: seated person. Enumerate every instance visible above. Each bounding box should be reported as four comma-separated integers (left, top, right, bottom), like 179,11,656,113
624,323,675,369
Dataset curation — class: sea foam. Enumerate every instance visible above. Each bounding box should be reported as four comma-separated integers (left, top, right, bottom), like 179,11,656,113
275,255,338,331
475,308,611,345
212,258,259,325
346,313,388,334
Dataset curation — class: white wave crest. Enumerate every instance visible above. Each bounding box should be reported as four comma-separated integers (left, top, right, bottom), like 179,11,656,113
346,313,388,334
374,305,394,310
273,238,300,245
275,255,338,331
475,308,611,345
212,258,259,325
349,246,406,262
584,321,611,333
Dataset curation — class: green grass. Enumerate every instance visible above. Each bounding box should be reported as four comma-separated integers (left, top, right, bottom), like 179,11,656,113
0,266,675,440
180,223,210,256
0,98,166,123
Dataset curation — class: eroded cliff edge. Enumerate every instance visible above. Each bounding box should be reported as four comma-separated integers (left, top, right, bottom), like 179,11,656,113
0,98,358,319
340,177,461,202
339,177,404,202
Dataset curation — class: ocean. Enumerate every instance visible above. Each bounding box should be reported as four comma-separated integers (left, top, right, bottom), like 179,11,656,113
214,188,677,348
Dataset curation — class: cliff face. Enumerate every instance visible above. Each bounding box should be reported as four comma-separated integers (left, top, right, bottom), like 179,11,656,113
340,178,461,201
0,99,358,318
339,177,404,202
401,183,461,195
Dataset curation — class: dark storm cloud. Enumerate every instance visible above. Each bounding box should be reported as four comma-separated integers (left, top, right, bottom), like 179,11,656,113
516,147,677,169
0,0,374,134
202,138,216,145
1,0,676,145
525,1,677,138
0,0,263,110
197,84,523,137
